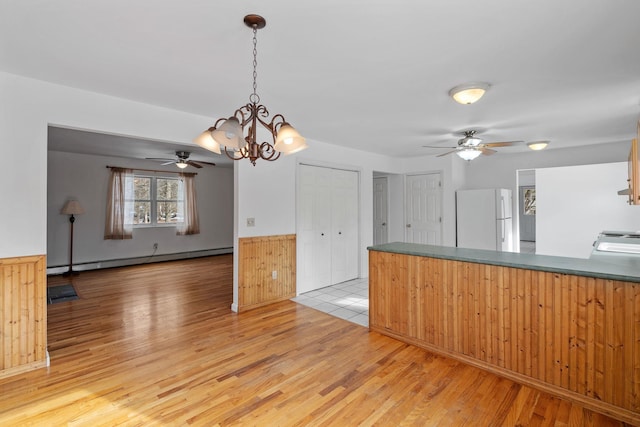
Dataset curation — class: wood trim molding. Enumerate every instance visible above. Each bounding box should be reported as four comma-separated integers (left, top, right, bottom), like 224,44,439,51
369,250,640,425
238,234,296,312
0,255,48,378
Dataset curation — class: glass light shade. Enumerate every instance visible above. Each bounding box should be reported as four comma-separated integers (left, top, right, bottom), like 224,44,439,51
176,161,189,169
194,130,221,154
449,83,490,105
211,117,245,150
527,141,550,151
274,124,308,154
61,199,85,215
456,148,482,161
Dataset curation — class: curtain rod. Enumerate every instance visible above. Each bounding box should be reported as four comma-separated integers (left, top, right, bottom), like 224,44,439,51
105,166,197,176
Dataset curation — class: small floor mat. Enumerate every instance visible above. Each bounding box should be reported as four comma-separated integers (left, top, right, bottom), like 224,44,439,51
47,284,79,304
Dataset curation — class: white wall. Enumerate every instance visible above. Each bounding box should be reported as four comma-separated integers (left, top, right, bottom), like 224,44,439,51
0,70,218,259
536,162,639,258
48,150,233,267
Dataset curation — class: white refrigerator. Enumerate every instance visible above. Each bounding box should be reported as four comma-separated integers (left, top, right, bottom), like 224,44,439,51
456,189,513,252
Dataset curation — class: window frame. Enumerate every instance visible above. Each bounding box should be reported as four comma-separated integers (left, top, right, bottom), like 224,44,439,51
130,174,184,228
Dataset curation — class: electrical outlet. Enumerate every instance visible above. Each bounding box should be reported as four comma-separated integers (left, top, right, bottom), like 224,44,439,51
247,217,255,227
272,270,277,279
153,243,158,250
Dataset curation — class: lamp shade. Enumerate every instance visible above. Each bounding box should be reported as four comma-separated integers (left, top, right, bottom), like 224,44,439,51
456,148,482,161
61,200,85,215
194,129,222,154
211,117,245,150
527,141,550,151
274,124,308,155
449,82,490,105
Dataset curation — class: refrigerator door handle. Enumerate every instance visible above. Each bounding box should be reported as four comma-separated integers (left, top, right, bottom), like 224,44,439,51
501,197,505,220
502,219,506,243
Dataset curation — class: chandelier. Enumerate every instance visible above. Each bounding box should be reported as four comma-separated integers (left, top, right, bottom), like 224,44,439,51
194,14,307,166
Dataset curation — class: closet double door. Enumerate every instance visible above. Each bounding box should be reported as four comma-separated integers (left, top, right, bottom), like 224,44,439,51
298,164,359,294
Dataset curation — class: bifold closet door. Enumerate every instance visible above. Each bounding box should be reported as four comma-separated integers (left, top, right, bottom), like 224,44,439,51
330,168,359,285
298,165,332,292
298,165,359,293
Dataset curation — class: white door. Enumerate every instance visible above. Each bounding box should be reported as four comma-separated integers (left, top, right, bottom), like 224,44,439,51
373,176,389,245
405,173,442,245
298,164,359,293
298,165,332,292
331,169,359,284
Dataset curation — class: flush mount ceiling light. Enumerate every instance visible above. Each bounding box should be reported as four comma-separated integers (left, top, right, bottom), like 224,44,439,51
195,14,307,166
456,148,482,161
448,82,490,105
527,140,550,151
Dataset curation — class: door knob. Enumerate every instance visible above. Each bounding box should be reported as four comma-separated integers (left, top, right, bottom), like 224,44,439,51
406,224,412,228
338,231,342,235
382,222,386,226
321,233,324,236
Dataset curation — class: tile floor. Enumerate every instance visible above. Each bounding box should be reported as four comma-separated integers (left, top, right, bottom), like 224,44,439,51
291,278,369,327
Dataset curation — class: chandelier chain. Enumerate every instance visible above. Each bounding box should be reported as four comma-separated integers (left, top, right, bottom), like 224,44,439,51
250,26,260,104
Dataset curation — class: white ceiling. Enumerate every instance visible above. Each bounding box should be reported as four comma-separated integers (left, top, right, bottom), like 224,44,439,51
2,0,640,161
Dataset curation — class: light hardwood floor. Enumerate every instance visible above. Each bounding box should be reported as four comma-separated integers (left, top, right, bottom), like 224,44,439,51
0,255,629,426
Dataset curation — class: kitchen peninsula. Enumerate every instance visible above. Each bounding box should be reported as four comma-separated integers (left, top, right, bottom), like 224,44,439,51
368,242,640,424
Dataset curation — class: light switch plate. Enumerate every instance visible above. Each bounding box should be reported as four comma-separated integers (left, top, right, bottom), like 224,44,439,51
247,217,255,227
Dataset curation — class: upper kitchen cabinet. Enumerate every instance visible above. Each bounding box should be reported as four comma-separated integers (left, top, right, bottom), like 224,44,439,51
620,120,640,205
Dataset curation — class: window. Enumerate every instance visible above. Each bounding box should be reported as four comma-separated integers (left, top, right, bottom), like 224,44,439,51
129,175,184,226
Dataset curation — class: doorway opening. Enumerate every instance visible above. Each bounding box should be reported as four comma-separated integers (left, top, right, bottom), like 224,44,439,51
516,169,536,254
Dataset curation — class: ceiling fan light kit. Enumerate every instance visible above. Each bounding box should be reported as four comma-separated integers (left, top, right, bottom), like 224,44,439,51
448,82,490,105
527,140,550,151
195,14,307,166
456,148,482,161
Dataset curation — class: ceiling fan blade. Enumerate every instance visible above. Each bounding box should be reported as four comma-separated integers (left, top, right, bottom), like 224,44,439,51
482,140,524,148
480,147,497,156
161,161,177,165
194,161,216,166
436,149,460,157
423,145,457,149
146,157,175,162
186,160,203,169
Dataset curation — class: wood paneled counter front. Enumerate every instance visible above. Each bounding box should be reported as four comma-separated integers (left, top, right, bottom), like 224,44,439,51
368,243,640,425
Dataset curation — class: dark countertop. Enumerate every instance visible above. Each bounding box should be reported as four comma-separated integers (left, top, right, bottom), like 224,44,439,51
368,242,640,283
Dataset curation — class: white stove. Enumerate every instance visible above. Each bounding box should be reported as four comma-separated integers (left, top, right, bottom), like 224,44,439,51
591,231,640,258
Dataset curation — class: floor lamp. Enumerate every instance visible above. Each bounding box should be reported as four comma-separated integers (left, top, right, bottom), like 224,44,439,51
61,199,85,277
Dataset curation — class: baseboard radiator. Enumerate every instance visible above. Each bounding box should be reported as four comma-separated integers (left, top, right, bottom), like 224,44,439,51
46,247,233,275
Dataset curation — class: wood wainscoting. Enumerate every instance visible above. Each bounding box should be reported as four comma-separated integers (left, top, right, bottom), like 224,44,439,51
238,234,296,312
369,250,640,425
0,255,47,378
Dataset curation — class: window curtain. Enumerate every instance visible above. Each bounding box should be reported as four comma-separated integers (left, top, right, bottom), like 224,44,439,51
104,167,134,240
177,173,200,236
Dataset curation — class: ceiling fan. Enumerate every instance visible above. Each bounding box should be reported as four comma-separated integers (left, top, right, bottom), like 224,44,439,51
146,151,216,169
423,130,523,161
